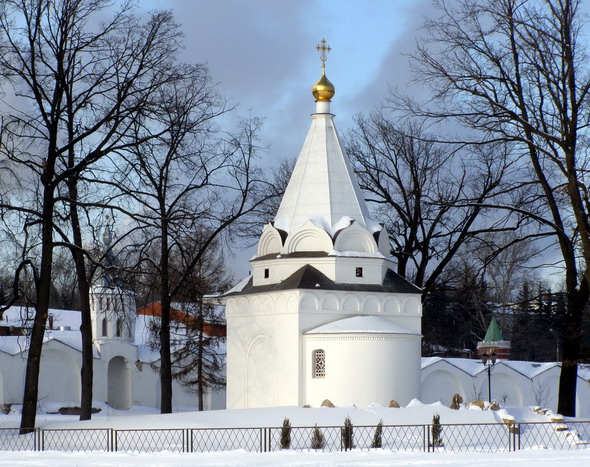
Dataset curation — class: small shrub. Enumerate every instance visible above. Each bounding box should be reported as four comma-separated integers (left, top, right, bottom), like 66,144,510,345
311,424,325,450
429,413,444,448
371,420,383,448
280,417,292,449
342,416,354,451
321,399,335,408
388,399,400,408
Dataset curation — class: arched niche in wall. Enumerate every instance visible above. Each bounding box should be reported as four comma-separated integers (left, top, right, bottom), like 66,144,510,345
363,296,381,313
300,293,319,311
333,222,378,254
237,298,250,315
262,297,274,314
342,295,361,312
250,296,262,315
403,297,422,315
108,356,131,410
485,371,523,406
383,297,401,314
257,223,284,257
421,370,464,405
284,220,333,254
275,295,287,314
321,294,340,311
246,334,278,408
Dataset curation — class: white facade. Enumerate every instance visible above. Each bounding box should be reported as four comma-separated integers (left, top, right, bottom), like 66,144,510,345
421,357,590,418
0,296,225,411
225,69,423,409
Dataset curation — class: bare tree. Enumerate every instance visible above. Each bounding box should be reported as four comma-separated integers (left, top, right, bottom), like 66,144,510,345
144,236,230,411
109,71,268,413
0,0,187,429
347,115,518,293
405,0,590,415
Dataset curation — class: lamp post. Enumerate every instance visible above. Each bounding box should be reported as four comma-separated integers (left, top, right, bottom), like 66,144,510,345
481,352,497,402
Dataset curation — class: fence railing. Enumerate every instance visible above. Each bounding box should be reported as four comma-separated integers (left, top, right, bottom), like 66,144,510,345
1,421,589,453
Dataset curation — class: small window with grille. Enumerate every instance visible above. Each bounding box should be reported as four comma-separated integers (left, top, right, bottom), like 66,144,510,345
313,349,325,378
355,267,363,277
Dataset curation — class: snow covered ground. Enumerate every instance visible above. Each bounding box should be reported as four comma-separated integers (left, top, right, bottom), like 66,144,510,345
1,401,590,466
2,447,590,466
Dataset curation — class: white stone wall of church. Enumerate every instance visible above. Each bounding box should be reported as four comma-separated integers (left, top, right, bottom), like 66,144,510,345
298,290,422,335
226,293,301,409
303,334,421,407
252,255,393,289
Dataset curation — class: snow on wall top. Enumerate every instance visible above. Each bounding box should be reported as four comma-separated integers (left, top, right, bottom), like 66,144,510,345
305,315,420,335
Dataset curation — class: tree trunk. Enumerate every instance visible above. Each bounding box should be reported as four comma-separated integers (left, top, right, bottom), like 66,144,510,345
557,284,588,416
67,177,94,421
197,300,204,411
159,218,172,414
20,192,54,434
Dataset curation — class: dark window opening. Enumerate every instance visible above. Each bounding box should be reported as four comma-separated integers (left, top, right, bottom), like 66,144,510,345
355,267,363,277
264,268,269,279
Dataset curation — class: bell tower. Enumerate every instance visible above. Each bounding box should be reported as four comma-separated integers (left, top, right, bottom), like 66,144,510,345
90,217,136,342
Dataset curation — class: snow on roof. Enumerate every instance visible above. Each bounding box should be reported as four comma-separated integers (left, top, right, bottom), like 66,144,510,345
1,306,81,329
305,315,420,335
422,357,563,379
0,335,29,355
327,250,386,259
224,275,251,296
0,331,101,357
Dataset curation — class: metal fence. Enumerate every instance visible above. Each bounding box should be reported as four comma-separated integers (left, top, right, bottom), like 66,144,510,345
1,421,589,453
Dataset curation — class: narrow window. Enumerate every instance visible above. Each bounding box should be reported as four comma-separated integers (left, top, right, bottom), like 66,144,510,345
355,267,363,277
313,349,326,378
116,318,122,337
47,314,54,330
102,318,108,337
264,268,269,279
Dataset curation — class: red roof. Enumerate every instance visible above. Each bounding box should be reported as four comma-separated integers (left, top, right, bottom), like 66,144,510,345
136,302,226,337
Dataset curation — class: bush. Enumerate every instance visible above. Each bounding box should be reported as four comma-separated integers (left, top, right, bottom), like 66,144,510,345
342,416,354,451
280,417,292,449
311,424,325,450
429,413,444,448
371,420,383,448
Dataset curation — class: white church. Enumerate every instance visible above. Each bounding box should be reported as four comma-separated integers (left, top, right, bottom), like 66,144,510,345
224,42,423,409
2,42,590,417
224,42,590,416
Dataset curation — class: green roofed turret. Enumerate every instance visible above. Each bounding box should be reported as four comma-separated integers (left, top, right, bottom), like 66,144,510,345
483,316,504,342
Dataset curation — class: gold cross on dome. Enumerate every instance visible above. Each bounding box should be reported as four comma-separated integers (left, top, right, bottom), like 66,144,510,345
316,38,331,68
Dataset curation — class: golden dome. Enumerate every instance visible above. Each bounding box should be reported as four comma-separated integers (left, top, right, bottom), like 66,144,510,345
312,71,335,102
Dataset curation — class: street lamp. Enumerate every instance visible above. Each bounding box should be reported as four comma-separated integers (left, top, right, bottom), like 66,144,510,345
481,352,497,402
